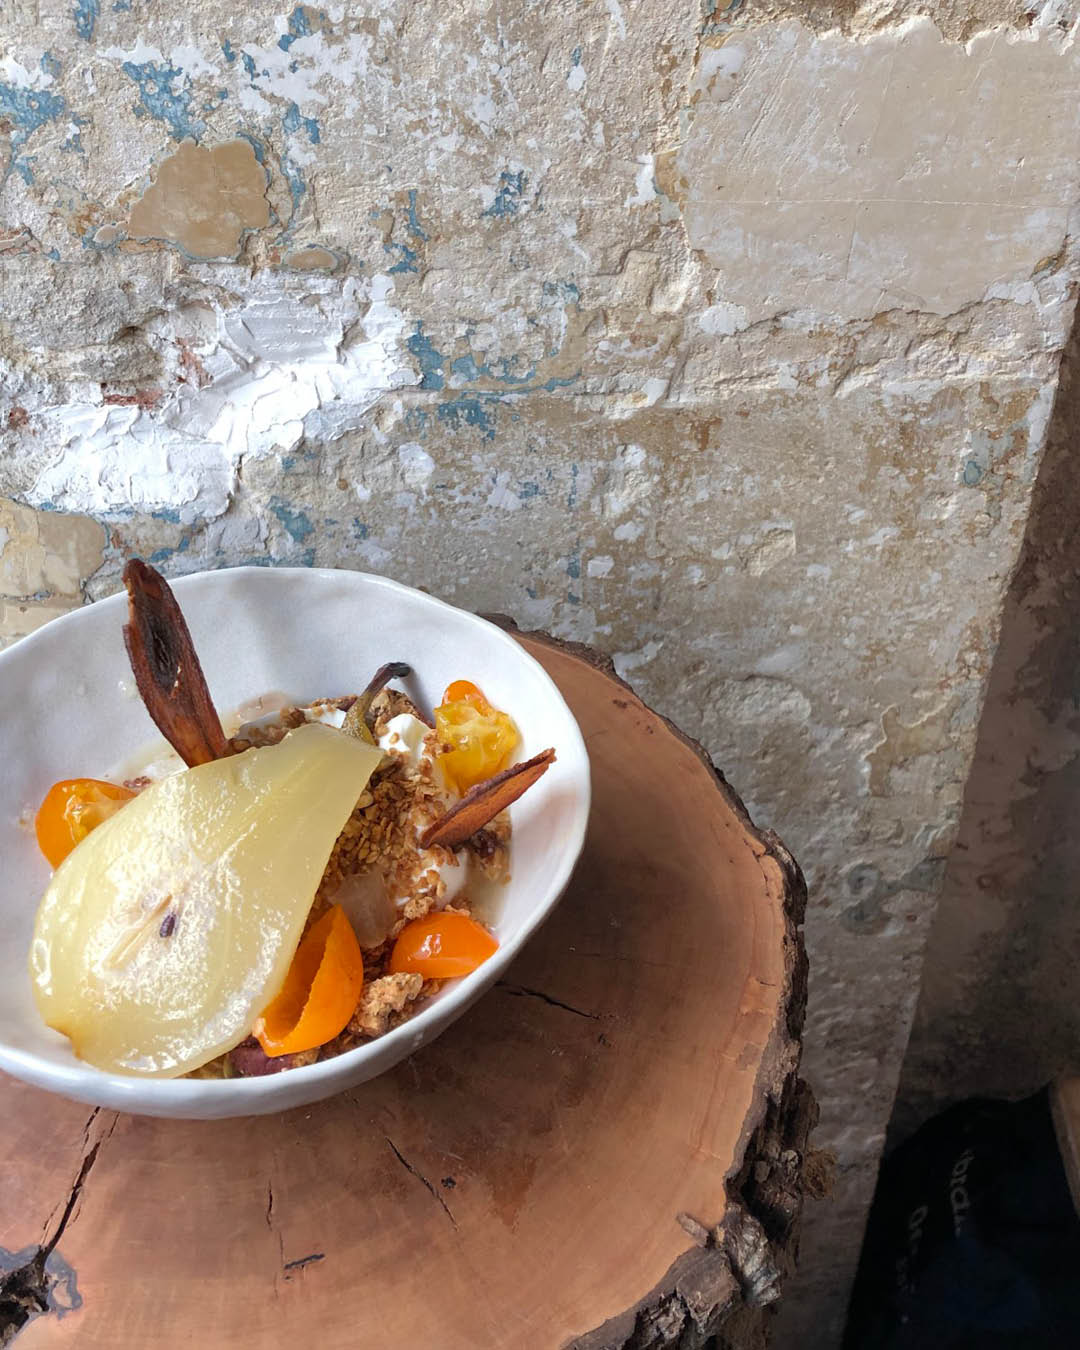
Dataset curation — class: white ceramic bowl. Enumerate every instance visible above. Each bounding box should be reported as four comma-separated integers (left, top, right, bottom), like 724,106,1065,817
0,567,590,1118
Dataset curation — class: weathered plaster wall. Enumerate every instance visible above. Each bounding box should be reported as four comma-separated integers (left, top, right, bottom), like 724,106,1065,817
2,3,1080,1344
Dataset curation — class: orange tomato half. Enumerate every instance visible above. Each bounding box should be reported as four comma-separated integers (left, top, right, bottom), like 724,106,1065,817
35,778,137,868
389,911,498,980
443,679,489,707
253,905,365,1057
435,679,519,793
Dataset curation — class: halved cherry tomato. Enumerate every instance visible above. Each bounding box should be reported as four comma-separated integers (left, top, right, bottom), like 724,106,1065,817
435,679,519,793
253,904,365,1057
389,911,498,980
443,679,489,707
35,778,137,868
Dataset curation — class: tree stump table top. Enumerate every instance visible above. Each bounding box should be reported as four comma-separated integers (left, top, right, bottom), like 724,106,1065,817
0,630,813,1350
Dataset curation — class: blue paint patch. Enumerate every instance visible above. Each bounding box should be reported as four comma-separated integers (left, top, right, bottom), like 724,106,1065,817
566,549,581,579
241,51,257,79
73,0,99,40
237,132,266,163
151,507,182,523
571,45,582,64
699,0,741,34
271,498,315,543
46,247,61,260
283,101,319,144
962,460,984,486
405,189,429,241
40,52,62,79
483,169,527,220
222,39,237,63
0,81,67,183
404,407,429,435
353,520,369,539
526,586,538,599
149,535,191,565
436,395,498,439
112,0,131,9
450,354,480,381
62,111,89,154
120,61,205,142
543,278,580,307
385,242,418,274
407,324,445,390
567,463,579,509
540,372,579,392
519,481,541,500
280,153,307,222
298,547,316,567
451,351,537,386
279,6,313,51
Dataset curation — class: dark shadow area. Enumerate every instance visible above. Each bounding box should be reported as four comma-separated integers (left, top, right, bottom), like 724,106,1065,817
890,306,1080,1143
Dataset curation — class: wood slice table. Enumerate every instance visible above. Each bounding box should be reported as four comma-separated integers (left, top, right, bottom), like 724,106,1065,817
0,631,814,1350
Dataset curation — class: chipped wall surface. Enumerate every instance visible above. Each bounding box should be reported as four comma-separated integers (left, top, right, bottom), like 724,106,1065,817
2,2,1080,1343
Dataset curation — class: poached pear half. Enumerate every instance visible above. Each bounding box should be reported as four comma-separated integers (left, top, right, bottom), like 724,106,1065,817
30,723,383,1077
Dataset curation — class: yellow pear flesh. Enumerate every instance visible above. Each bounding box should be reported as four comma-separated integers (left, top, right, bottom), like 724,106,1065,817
30,723,382,1077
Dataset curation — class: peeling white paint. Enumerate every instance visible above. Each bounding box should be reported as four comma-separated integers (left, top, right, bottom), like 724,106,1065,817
587,555,614,577
28,273,416,522
613,638,663,679
698,302,750,337
169,44,218,78
0,56,53,89
625,154,657,208
693,43,745,99
397,443,435,489
486,473,522,512
33,409,235,522
101,39,166,63
605,0,627,40
865,526,900,547
354,537,392,568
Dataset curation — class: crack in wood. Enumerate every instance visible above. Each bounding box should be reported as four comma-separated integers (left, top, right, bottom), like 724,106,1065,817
384,1136,458,1230
497,982,600,1020
282,1252,325,1275
0,1111,108,1344
264,1181,286,1276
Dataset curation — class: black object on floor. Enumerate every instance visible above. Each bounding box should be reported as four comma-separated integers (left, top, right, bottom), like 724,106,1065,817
844,1088,1080,1348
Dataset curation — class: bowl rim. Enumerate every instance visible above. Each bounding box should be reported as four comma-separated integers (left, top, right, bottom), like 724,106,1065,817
0,565,591,1106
